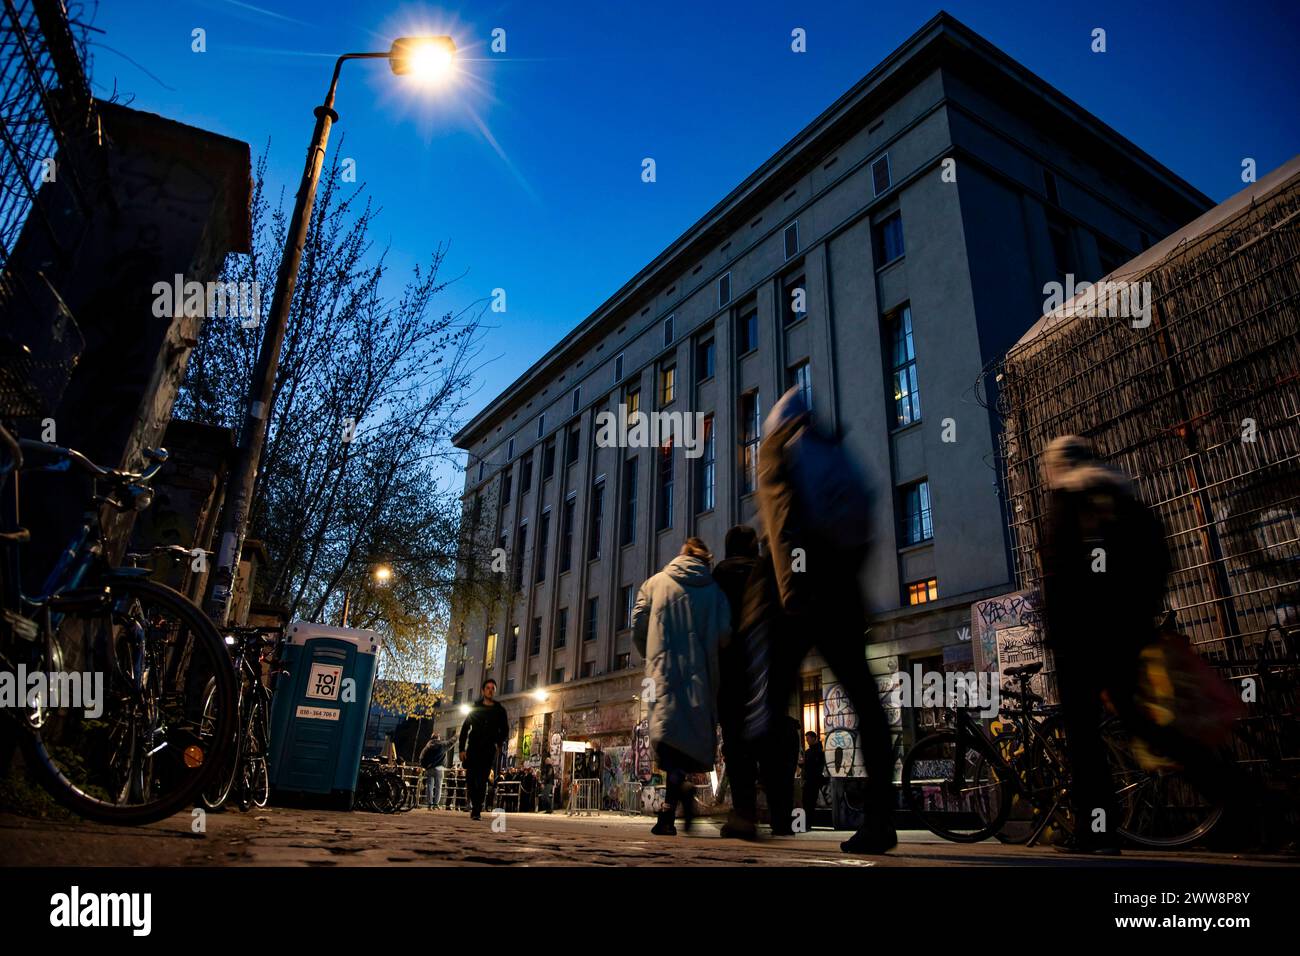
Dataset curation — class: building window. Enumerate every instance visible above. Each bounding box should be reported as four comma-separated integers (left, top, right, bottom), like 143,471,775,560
580,660,595,679
696,336,715,382
801,674,822,737
542,438,556,481
659,364,675,406
736,304,758,355
739,391,761,495
566,423,581,466
555,607,568,648
477,460,485,482
784,221,799,260
501,468,512,503
615,652,631,670
508,437,515,461
560,495,576,572
507,624,519,662
585,597,599,643
552,666,566,685
1097,237,1129,277
529,616,543,656
782,271,806,327
1043,168,1060,206
907,578,938,605
520,452,533,494
871,153,892,196
537,415,545,440
513,521,527,591
526,672,538,690
571,386,581,414
535,509,550,583
619,456,638,546
485,632,497,672
718,272,731,307
1047,213,1073,281
657,439,674,530
888,304,920,427
697,414,716,513
663,314,675,347
900,479,934,545
788,360,812,412
615,352,624,382
588,477,605,560
504,677,515,694
876,211,904,265
620,584,635,631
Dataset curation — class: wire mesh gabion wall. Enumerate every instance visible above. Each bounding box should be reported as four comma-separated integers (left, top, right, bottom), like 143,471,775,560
996,170,1300,781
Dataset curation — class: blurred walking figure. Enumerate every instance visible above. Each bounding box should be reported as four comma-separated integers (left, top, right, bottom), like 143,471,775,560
1039,435,1243,853
711,525,764,839
801,731,827,820
418,731,449,809
632,537,732,836
458,679,509,821
756,386,897,853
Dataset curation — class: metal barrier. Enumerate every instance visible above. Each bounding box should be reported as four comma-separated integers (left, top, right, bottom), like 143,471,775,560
566,778,602,815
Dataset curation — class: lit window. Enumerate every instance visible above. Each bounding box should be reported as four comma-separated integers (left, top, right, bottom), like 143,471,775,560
907,578,938,605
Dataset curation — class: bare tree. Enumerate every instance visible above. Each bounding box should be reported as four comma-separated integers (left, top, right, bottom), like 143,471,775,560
177,145,504,709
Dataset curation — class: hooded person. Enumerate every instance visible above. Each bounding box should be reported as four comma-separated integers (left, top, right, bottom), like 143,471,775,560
632,537,732,835
756,386,897,853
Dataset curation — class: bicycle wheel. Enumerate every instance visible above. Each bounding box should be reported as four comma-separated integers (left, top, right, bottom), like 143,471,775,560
21,577,237,825
1103,722,1223,848
201,680,241,811
902,730,1011,842
244,696,270,810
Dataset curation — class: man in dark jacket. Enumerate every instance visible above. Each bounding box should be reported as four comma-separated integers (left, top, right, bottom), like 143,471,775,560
712,525,763,839
458,679,510,820
1040,435,1171,853
756,387,897,853
801,732,827,818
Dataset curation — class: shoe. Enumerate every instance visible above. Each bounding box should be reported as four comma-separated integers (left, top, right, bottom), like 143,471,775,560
840,822,898,855
470,810,482,821
650,819,677,836
1053,840,1121,856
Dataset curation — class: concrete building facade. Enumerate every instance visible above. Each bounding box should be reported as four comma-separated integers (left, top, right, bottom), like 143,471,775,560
437,13,1211,787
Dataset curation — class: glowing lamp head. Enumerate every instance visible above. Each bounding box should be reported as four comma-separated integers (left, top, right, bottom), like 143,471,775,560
372,565,392,584
459,704,471,716
390,36,456,83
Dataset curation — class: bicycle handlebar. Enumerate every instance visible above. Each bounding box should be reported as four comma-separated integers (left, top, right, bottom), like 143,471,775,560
17,438,169,484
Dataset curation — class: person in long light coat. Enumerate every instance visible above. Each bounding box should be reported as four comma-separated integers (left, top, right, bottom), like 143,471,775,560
632,537,732,835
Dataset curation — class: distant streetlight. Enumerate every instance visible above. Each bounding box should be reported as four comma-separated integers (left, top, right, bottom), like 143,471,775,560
531,689,549,702
372,564,393,585
338,561,396,627
206,35,458,626
459,704,471,716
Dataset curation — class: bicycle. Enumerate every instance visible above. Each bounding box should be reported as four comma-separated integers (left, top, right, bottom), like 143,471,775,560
0,423,237,825
901,661,1223,847
201,625,279,812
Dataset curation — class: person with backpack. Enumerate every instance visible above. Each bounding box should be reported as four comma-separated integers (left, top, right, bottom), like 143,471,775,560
631,537,732,836
418,731,449,809
756,386,897,853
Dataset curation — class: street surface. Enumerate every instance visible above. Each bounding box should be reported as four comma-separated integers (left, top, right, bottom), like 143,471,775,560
1,809,1291,867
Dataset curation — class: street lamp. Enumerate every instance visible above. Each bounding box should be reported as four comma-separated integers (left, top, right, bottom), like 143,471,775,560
205,36,458,626
338,562,398,627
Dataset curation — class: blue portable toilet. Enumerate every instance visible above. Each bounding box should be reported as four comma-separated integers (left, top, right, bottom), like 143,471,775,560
268,622,380,809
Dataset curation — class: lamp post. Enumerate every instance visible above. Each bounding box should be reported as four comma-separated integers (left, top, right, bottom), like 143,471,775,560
205,37,457,625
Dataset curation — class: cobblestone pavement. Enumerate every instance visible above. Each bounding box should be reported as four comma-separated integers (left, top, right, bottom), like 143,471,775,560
2,808,1292,867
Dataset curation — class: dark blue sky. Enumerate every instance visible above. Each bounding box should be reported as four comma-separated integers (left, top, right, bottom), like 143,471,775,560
95,0,1299,431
